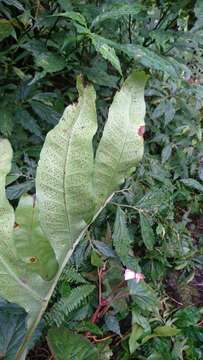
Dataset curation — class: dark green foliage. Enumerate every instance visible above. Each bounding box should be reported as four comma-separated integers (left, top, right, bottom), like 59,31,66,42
0,301,27,359
0,0,203,359
45,284,95,327
0,300,44,359
47,328,99,360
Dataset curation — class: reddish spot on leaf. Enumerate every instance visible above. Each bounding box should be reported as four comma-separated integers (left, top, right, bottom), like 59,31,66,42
138,125,145,137
14,222,20,229
29,256,38,263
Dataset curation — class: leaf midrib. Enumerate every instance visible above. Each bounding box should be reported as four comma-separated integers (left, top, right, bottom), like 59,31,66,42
63,98,85,240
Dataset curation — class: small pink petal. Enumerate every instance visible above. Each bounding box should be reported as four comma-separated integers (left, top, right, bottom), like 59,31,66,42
124,269,136,280
124,269,145,282
134,272,145,283
138,125,145,137
100,298,108,306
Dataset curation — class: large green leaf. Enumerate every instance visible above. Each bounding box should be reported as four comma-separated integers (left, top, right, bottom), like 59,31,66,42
0,301,27,360
91,4,143,27
0,71,147,357
112,207,140,271
53,11,87,27
113,207,132,259
15,109,42,139
36,82,97,263
92,34,122,75
14,195,58,281
91,35,188,79
139,213,155,250
47,328,99,360
0,109,13,137
93,70,147,207
35,52,66,73
0,139,50,345
128,280,158,311
0,19,15,41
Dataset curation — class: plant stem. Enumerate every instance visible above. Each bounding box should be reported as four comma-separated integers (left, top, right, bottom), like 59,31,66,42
128,15,132,43
16,193,115,359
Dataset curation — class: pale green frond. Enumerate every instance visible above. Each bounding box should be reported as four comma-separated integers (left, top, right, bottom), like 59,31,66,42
0,71,147,358
45,284,95,327
60,265,87,284
93,70,148,207
36,84,97,263
14,195,58,281
0,139,49,324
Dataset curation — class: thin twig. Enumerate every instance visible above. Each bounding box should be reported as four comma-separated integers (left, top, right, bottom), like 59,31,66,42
111,201,149,214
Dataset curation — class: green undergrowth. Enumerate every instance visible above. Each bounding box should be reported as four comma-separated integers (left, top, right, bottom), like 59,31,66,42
0,0,203,359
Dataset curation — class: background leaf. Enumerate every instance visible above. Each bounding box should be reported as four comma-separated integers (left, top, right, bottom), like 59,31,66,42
139,213,155,250
92,35,122,75
47,328,99,360
0,301,26,360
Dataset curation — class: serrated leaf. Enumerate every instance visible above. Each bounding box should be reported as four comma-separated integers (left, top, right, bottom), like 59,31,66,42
60,265,87,284
175,307,201,328
91,250,103,267
93,240,116,258
47,328,99,360
136,185,172,212
0,300,43,359
0,302,27,360
21,40,46,57
54,11,87,27
99,37,187,78
181,178,203,192
0,110,13,137
45,284,95,327
2,0,24,11
15,109,42,138
77,321,103,335
6,181,34,200
132,311,151,332
193,0,203,31
113,207,132,260
129,323,143,353
6,165,21,186
92,35,122,75
31,101,60,125
35,52,66,73
121,44,179,78
105,314,121,336
161,143,172,163
164,100,176,124
0,19,15,41
91,4,143,27
85,66,118,88
154,325,180,337
57,0,73,11
140,213,155,250
128,281,158,311
152,101,166,119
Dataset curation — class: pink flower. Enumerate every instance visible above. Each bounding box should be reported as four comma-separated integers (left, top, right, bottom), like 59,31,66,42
124,269,145,282
138,125,145,137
